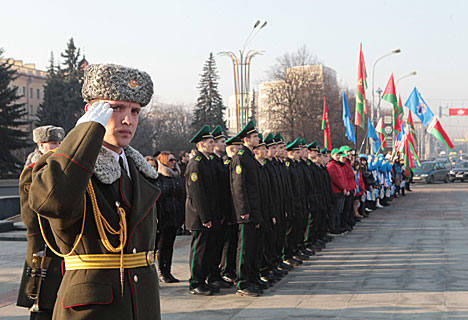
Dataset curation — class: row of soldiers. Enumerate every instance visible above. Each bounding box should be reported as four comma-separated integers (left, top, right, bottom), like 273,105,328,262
185,120,336,297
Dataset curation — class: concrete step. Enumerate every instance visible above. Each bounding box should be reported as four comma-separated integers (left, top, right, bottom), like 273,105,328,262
0,221,14,233
0,229,26,241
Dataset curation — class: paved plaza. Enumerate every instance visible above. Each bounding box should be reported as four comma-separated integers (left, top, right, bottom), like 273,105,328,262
1,182,468,319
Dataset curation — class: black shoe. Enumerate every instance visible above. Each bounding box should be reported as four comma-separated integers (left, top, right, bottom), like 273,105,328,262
209,279,232,288
236,287,259,297
285,258,302,266
302,248,315,256
278,262,293,271
248,283,264,294
354,217,362,222
204,282,221,293
190,286,212,295
254,279,269,289
222,274,236,284
167,274,179,283
159,274,172,283
273,267,288,276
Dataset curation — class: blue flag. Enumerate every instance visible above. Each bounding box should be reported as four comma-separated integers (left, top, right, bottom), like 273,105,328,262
342,92,356,144
404,87,434,127
396,122,405,141
367,118,381,152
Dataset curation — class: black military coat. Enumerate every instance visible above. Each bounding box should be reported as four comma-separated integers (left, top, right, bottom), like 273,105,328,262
212,153,231,223
230,145,262,224
257,161,273,231
185,150,220,231
285,159,303,218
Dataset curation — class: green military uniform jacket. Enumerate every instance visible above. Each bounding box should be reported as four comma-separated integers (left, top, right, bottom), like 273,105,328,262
17,150,63,313
28,122,161,320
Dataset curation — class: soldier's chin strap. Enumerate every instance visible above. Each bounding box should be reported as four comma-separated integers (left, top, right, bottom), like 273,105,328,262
38,179,128,296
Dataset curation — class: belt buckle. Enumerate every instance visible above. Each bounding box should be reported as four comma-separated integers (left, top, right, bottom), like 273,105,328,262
146,251,155,266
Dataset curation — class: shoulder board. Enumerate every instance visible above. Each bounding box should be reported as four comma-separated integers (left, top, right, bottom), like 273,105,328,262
224,159,231,165
262,160,267,165
195,156,202,162
237,149,245,155
285,161,290,167
27,162,35,168
307,160,312,165
209,155,214,160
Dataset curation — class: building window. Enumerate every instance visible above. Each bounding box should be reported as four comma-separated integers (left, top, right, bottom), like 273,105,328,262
22,87,26,96
30,88,33,98
30,105,33,114
37,89,40,99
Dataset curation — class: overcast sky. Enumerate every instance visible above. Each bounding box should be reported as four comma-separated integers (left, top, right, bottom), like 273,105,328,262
2,0,467,109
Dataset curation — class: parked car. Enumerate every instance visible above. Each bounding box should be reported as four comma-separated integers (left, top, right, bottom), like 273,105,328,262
448,162,468,182
413,161,450,184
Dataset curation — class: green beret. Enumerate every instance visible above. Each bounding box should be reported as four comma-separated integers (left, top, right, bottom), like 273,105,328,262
331,148,340,155
33,125,65,143
190,125,213,143
82,64,153,107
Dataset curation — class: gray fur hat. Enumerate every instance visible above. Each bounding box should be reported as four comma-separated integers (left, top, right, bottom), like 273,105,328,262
81,64,153,107
33,125,65,143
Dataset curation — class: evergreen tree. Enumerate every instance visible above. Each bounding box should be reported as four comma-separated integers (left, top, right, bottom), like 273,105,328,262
36,38,85,132
249,89,257,122
191,53,226,133
0,49,30,170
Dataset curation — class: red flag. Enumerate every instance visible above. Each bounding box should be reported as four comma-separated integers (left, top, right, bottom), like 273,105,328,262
449,108,468,116
322,96,331,150
355,43,368,128
427,117,454,150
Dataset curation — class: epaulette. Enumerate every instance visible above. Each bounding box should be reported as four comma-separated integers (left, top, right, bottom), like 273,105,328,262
237,149,245,156
307,160,312,165
195,156,202,162
224,159,231,165
262,160,267,165
209,155,214,160
285,161,290,167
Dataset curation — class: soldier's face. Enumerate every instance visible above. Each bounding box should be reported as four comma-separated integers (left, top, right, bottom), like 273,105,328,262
309,150,318,160
255,145,268,160
245,133,260,147
98,100,141,150
214,138,226,153
267,145,277,158
38,141,61,153
199,138,215,154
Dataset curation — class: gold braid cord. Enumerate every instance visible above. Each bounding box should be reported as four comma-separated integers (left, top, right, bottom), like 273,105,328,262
86,180,127,296
38,179,128,296
37,195,87,258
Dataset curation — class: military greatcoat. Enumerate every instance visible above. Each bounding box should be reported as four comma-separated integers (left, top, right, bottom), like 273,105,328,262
28,122,161,320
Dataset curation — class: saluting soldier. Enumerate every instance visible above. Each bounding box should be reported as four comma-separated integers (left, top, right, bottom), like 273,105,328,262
220,135,242,284
17,125,65,320
185,125,220,295
230,120,262,297
28,64,161,320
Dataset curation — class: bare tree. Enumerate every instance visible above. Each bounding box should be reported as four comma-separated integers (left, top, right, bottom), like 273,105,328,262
132,101,193,156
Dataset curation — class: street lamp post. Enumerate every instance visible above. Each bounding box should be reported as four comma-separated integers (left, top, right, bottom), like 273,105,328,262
396,71,417,86
371,49,401,126
219,20,267,132
376,87,383,121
